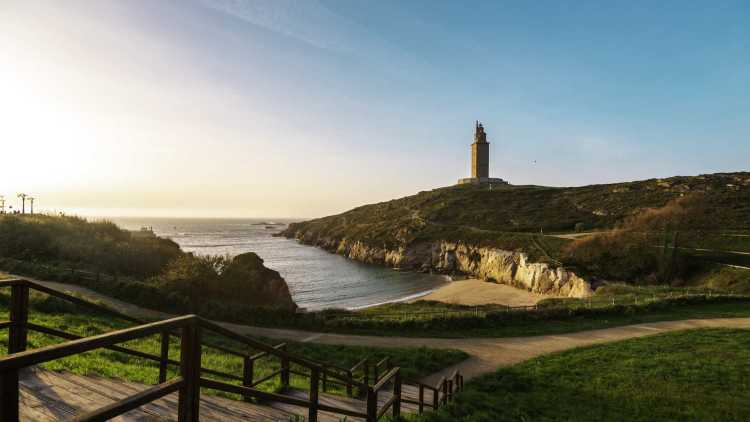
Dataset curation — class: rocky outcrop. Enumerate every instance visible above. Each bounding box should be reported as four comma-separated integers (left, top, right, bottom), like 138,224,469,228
220,252,298,310
284,228,592,298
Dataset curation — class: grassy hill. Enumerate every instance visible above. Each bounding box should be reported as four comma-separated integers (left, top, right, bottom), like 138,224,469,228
285,172,750,249
283,172,750,284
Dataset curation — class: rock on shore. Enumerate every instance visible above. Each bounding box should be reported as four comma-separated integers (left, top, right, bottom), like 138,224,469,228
221,252,298,310
283,228,592,298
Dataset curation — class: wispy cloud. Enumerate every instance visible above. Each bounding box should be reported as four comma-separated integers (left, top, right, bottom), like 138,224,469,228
197,0,359,53
196,0,427,80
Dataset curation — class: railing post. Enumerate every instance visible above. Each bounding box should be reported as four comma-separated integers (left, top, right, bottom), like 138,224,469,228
1,282,29,421
309,367,319,422
392,370,401,419
177,318,201,422
441,379,448,405
158,331,169,384
366,387,377,422
242,356,254,402
280,355,290,391
418,384,424,414
346,370,353,397
362,361,370,398
0,365,19,422
9,283,29,354
432,386,439,409
322,365,328,392
447,379,453,401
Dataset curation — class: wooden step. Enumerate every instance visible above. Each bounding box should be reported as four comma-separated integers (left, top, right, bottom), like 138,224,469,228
19,367,438,421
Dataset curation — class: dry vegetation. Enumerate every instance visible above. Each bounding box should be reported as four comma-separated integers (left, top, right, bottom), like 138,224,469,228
562,194,715,282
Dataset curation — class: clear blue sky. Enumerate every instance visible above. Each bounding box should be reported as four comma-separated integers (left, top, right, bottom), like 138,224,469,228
2,0,748,217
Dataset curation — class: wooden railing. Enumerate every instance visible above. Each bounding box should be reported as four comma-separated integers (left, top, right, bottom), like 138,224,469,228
0,278,465,422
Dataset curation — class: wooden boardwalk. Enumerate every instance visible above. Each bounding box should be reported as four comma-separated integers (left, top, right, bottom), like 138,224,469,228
19,367,430,421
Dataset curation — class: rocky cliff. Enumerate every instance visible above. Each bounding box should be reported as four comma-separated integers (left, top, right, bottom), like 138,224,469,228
284,229,592,298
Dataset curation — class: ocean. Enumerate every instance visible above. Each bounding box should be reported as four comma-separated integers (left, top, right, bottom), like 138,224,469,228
111,218,449,311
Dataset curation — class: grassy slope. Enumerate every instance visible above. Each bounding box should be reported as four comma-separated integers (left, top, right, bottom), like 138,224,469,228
0,291,467,399
414,329,750,422
285,173,750,260
330,299,750,338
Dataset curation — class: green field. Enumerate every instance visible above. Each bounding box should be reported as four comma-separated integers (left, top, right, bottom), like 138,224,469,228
414,329,750,421
330,298,750,338
0,290,467,399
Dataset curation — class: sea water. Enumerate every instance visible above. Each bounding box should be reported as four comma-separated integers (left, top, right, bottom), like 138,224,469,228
111,218,449,310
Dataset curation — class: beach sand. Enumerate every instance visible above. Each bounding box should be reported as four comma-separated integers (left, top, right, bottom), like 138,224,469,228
416,278,546,306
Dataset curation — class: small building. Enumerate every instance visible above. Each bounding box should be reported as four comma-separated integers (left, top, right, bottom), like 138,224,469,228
457,121,508,185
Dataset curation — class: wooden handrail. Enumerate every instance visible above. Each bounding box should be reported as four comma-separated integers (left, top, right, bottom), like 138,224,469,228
403,377,439,393
377,395,398,420
0,278,450,421
70,377,184,422
372,367,399,392
2,278,360,388
350,357,368,373
248,342,287,361
200,377,312,407
0,315,196,371
0,279,249,359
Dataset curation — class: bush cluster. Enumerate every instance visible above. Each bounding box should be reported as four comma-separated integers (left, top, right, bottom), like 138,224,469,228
0,214,181,278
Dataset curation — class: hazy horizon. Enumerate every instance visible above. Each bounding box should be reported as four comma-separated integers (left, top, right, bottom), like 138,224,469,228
2,0,748,218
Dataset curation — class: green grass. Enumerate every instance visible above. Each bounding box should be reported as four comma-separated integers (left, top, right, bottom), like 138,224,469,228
284,172,750,255
316,298,750,338
0,291,467,400
413,328,750,421
687,266,750,293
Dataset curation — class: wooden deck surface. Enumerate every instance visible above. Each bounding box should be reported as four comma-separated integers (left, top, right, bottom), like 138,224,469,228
19,367,431,421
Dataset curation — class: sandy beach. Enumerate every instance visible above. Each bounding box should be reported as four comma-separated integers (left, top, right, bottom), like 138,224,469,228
416,278,547,307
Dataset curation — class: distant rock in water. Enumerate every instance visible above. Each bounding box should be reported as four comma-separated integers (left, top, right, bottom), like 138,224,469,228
221,252,297,311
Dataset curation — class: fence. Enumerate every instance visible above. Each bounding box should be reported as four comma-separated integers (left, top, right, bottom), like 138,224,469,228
0,278,466,422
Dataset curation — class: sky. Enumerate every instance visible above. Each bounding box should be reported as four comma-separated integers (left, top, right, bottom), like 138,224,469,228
1,0,748,218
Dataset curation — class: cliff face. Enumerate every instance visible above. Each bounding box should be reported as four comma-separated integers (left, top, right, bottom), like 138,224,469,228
286,229,592,298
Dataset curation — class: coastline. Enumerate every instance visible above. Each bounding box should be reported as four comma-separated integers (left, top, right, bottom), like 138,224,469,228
413,277,547,307
346,275,547,310
346,287,441,311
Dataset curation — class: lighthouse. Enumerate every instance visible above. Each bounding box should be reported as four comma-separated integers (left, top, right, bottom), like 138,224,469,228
458,121,508,185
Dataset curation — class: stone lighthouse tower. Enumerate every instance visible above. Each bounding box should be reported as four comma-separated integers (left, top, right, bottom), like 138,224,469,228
471,121,489,178
457,121,507,185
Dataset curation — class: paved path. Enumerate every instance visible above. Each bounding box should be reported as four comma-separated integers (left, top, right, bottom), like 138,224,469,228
19,277,750,385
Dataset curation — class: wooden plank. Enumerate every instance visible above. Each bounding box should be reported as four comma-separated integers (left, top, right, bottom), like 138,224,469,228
69,378,183,422
21,368,311,422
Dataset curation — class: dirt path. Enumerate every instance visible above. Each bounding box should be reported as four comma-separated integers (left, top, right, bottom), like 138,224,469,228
20,277,750,385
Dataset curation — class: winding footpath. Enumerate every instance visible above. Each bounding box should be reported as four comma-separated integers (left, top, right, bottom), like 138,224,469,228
21,277,750,385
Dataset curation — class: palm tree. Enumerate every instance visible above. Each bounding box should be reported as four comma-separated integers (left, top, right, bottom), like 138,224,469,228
27,197,35,214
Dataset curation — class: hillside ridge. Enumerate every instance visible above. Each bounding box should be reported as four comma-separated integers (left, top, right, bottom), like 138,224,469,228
281,172,750,295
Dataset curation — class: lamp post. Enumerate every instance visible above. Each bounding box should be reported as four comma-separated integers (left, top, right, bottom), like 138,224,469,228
17,193,27,214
